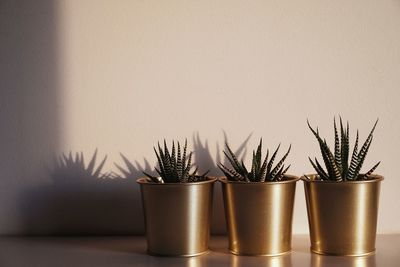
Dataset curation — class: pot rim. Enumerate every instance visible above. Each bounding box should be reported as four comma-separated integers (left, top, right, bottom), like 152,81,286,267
301,174,384,184
147,249,210,257
229,249,292,257
136,176,217,185
311,248,376,257
219,174,299,185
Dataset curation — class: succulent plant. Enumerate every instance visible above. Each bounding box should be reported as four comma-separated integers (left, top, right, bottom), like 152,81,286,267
143,139,209,183
306,118,380,181
218,139,291,182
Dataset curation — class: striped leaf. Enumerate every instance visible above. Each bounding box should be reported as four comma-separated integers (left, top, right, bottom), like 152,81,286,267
159,142,173,180
309,157,328,180
324,140,342,181
362,161,381,179
182,152,193,183
176,142,182,180
275,164,291,181
182,139,187,178
144,139,207,183
220,139,290,182
347,131,359,180
308,120,341,181
240,161,249,180
250,151,256,181
255,139,262,174
269,145,291,181
267,144,281,176
353,120,378,180
308,118,380,182
340,118,349,179
218,163,246,181
334,118,342,174
259,149,269,182
315,158,329,180
308,121,333,178
274,164,285,181
224,147,244,174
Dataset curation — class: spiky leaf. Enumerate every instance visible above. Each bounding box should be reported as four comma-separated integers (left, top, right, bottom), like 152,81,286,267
307,118,380,182
219,139,291,182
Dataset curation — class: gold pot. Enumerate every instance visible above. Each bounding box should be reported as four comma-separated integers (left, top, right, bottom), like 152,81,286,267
302,174,383,256
137,177,217,257
220,175,299,256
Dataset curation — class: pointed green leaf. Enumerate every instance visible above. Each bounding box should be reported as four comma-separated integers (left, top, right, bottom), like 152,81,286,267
362,161,381,180
347,130,360,180
267,144,281,176
334,118,341,173
269,145,291,180
340,118,349,178
353,120,378,180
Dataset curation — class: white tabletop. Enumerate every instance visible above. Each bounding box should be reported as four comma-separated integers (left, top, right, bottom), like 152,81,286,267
0,235,398,267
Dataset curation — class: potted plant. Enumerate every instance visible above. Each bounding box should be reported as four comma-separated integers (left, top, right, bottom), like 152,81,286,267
303,118,383,256
219,139,299,256
137,140,216,257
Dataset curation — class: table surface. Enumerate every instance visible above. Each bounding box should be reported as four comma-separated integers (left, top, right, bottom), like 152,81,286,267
0,235,398,267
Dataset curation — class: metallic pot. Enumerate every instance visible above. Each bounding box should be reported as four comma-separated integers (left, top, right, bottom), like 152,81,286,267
137,177,217,257
220,175,299,256
302,174,383,256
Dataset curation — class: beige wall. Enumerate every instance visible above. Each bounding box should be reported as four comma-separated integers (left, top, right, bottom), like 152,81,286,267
1,0,399,234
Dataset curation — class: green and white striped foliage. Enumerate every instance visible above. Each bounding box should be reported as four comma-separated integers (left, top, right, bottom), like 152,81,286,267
306,118,380,181
219,139,291,182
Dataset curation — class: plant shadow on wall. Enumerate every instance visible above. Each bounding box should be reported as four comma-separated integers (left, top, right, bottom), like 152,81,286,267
192,131,252,234
22,133,252,235
22,150,155,235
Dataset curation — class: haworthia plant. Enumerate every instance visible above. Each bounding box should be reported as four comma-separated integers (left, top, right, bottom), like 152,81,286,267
143,139,209,183
306,118,380,181
218,139,291,182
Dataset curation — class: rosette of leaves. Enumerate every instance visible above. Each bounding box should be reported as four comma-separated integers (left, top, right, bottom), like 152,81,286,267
143,140,209,183
306,118,380,181
218,139,291,182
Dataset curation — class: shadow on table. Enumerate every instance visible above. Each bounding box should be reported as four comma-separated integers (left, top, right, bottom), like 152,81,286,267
21,150,155,235
72,236,147,255
72,237,218,267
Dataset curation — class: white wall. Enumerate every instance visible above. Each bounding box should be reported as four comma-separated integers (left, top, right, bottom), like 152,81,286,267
1,0,400,235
